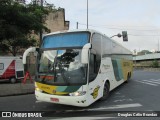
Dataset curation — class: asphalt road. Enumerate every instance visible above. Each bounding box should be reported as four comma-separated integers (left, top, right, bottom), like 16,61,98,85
0,70,160,119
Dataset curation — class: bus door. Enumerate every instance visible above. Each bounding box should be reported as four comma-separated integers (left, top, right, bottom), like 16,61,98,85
88,53,102,103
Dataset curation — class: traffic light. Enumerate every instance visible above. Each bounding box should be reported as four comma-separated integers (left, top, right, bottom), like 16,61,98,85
122,31,128,41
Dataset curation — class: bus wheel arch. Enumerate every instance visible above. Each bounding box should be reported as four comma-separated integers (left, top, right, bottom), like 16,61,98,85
100,80,110,100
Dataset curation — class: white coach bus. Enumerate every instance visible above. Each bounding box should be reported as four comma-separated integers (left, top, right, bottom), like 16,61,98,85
23,29,133,107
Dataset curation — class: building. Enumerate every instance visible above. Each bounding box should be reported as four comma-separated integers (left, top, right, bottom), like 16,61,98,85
45,8,69,33
14,0,70,33
31,8,70,43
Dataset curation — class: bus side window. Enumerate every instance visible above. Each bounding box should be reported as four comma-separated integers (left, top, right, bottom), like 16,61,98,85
89,54,97,82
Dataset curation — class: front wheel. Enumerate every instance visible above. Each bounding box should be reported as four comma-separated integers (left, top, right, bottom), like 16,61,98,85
100,82,109,100
10,77,16,83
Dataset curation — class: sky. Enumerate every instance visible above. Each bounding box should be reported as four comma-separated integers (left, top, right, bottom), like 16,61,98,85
27,0,160,53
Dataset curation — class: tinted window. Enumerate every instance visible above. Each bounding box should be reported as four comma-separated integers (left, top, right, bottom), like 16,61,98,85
42,32,90,49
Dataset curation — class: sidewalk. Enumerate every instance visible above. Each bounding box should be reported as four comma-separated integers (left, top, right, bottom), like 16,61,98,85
0,81,34,97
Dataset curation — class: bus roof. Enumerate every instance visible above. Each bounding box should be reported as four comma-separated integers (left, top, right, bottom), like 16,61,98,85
43,29,100,37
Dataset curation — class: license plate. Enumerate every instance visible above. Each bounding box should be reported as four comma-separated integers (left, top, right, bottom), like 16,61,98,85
50,98,59,102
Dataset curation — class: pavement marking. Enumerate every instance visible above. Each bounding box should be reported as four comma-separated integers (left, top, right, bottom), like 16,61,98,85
95,103,142,110
35,100,44,103
141,79,160,85
115,92,121,95
49,117,117,120
135,80,158,86
150,79,160,81
65,103,142,112
113,99,133,103
113,95,125,98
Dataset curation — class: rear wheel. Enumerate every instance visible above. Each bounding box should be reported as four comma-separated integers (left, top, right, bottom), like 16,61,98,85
100,82,109,100
10,77,16,83
125,73,130,83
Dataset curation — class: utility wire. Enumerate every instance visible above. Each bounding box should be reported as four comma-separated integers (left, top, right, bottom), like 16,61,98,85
78,23,160,36
78,23,160,31
128,34,160,36
78,22,158,28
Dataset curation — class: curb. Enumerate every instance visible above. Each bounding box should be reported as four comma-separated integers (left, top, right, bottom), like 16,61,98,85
0,82,35,97
0,92,34,97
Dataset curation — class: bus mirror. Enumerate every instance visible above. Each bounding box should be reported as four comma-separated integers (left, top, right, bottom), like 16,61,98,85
23,47,36,64
122,31,128,41
81,43,91,64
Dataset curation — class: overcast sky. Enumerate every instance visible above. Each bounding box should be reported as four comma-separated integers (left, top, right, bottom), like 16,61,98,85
27,0,160,53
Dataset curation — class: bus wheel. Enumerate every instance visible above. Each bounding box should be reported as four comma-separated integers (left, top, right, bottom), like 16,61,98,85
125,73,130,83
10,77,16,83
100,82,109,100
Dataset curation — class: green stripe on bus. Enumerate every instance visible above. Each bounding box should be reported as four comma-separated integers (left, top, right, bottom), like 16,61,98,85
112,59,124,81
57,86,81,93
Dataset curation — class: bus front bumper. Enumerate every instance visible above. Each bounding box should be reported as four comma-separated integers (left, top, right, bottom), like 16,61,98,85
35,90,89,107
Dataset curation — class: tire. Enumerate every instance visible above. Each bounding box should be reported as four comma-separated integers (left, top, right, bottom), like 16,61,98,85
100,82,109,100
10,77,16,83
125,73,130,83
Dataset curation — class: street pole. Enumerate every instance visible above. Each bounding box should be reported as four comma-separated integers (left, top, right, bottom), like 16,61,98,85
134,49,137,68
77,22,78,29
87,0,88,29
40,0,43,46
158,39,159,52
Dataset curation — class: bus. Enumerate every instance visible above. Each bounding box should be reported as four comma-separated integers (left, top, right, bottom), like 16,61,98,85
23,29,133,107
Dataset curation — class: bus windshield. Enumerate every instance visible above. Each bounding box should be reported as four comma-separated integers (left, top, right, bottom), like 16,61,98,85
42,32,90,49
37,49,87,85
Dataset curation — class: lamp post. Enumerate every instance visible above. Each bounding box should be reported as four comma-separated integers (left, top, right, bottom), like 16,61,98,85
158,39,159,52
134,49,137,68
87,0,88,29
39,0,43,45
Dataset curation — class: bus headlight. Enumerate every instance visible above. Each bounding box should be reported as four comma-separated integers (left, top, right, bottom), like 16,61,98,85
69,91,86,96
35,87,42,92
35,83,42,92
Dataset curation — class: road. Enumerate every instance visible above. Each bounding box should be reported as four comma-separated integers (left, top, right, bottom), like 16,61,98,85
0,70,160,119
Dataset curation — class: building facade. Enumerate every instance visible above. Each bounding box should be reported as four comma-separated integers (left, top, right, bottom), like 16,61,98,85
31,8,70,43
45,8,69,32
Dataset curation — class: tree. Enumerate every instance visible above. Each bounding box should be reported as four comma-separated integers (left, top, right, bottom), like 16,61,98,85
0,0,50,56
151,60,159,68
137,50,151,55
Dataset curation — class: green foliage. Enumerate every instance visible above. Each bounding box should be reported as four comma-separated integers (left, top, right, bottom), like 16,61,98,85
0,36,37,56
0,0,50,56
137,50,152,55
151,60,159,68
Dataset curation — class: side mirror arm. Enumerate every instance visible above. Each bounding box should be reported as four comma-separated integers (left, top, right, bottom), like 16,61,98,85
23,47,37,64
81,43,91,64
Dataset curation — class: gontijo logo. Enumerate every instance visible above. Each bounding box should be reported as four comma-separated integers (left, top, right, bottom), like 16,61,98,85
91,86,100,99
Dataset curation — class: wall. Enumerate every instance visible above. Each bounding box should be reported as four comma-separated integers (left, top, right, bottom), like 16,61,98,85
133,59,160,68
45,8,69,32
